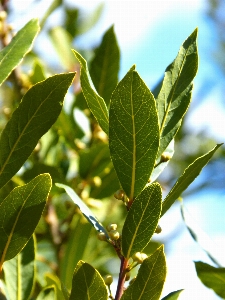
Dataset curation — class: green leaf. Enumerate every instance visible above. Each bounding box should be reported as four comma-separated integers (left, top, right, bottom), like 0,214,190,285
0,19,39,86
161,144,222,217
0,72,75,190
72,50,109,134
161,290,184,300
90,25,120,106
60,216,92,290
45,273,65,300
157,29,198,157
109,66,159,199
122,183,162,259
55,183,108,237
3,235,36,300
195,261,225,298
40,0,62,28
121,245,166,300
0,174,51,269
37,285,56,300
69,261,108,300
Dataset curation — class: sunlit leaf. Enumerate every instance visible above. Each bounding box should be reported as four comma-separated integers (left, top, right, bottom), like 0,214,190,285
161,290,184,300
122,183,162,258
109,66,159,199
69,261,108,300
45,273,65,300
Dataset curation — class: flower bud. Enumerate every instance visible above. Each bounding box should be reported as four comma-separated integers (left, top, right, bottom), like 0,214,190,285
97,232,107,241
108,230,120,240
155,225,162,234
104,275,113,286
125,272,131,281
114,189,125,200
160,152,172,163
132,252,148,264
106,223,117,232
93,176,102,187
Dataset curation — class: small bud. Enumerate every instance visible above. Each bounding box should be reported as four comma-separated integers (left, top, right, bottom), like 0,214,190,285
114,189,125,200
93,176,102,187
108,230,120,240
0,11,7,21
140,253,148,261
104,275,113,286
155,225,162,234
132,252,148,264
106,223,117,232
97,232,107,241
160,152,172,163
125,272,131,281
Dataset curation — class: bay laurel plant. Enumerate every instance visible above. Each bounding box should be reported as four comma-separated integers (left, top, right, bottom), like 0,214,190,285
0,15,223,300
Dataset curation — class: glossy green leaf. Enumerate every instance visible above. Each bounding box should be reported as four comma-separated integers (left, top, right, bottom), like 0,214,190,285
55,183,108,237
60,216,92,290
69,261,108,300
161,144,222,217
0,174,51,270
90,25,120,106
161,290,184,300
72,50,109,134
109,66,159,199
0,72,75,190
36,286,56,300
3,235,35,300
0,19,39,86
195,261,225,298
121,245,166,300
122,183,162,259
157,29,198,157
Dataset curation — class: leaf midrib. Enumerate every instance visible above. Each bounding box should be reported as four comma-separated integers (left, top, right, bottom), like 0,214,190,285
130,71,136,200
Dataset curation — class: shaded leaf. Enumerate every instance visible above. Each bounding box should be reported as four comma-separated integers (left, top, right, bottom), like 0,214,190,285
121,245,166,300
0,174,51,269
90,25,120,106
36,285,56,300
195,261,225,298
122,183,162,258
0,72,75,190
157,29,198,157
45,273,65,300
69,260,108,300
0,19,39,86
3,235,36,300
109,66,159,199
72,50,109,134
161,290,184,300
161,144,222,217
55,183,108,237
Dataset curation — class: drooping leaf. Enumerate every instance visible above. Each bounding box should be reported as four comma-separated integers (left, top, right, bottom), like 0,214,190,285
90,25,120,106
109,66,159,199
0,72,75,190
0,174,51,270
157,29,198,157
55,183,108,237
36,285,56,300
3,235,36,300
72,50,109,134
161,290,184,300
69,261,108,300
121,245,166,300
195,261,225,298
0,19,39,86
60,216,92,290
161,144,222,217
122,183,162,258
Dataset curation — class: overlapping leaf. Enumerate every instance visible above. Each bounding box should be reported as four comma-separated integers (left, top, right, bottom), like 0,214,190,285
161,290,184,300
72,50,109,134
109,66,159,199
90,25,120,106
0,174,51,269
161,144,222,217
121,246,166,300
157,29,198,157
0,72,75,190
3,235,35,300
195,261,225,298
122,183,162,259
37,286,56,300
0,19,39,86
69,261,108,300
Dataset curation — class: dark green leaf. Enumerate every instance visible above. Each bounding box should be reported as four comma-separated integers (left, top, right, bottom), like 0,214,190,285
195,261,225,298
0,174,51,268
122,183,162,258
72,50,109,134
161,290,184,300
109,66,159,199
37,285,56,300
121,245,166,300
3,235,35,300
161,144,222,217
0,72,75,189
0,19,39,86
90,25,120,106
69,261,108,300
157,29,198,157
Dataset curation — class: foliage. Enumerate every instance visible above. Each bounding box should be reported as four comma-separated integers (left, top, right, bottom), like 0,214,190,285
0,2,224,299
